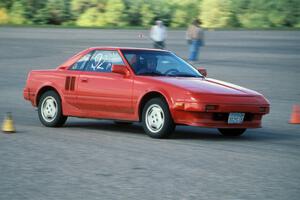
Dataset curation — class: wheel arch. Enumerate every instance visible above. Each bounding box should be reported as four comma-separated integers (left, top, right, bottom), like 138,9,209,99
138,91,173,122
36,85,62,106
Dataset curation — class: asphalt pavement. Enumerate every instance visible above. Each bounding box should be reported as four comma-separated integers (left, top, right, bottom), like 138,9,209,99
0,27,300,200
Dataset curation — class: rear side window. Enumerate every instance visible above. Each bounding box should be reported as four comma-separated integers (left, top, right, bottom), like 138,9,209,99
84,50,124,72
70,52,93,71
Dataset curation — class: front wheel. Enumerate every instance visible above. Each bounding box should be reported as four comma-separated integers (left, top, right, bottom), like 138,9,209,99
38,90,67,127
218,128,246,137
142,98,175,139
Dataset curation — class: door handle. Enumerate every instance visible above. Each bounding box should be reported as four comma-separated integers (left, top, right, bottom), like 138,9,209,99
81,78,88,82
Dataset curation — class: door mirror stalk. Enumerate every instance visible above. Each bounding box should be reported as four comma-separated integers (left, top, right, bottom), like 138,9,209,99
197,67,207,77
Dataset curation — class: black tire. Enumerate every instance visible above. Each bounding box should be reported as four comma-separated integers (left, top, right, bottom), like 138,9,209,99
142,98,175,139
38,90,67,127
218,128,246,137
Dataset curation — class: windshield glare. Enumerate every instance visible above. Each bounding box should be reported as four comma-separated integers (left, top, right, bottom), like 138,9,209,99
121,50,202,77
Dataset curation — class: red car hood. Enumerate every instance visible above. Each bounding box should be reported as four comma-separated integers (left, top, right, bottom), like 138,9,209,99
149,77,261,97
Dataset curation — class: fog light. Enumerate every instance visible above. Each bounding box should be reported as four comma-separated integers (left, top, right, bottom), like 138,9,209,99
205,105,218,111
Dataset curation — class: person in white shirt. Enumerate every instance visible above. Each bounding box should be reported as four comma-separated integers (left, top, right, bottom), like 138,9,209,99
150,20,167,49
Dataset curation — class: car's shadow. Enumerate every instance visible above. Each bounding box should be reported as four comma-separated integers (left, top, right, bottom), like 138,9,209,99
64,119,293,142
65,120,144,135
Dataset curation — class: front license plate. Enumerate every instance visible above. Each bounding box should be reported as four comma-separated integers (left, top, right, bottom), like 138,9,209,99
228,113,245,124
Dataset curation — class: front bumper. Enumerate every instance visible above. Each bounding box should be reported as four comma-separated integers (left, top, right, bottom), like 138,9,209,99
172,102,269,128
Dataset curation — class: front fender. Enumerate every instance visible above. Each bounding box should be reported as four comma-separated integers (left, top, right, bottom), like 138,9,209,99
135,86,188,121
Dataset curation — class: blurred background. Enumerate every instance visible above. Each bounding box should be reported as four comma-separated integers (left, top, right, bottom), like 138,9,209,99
1,1,300,199
0,0,300,28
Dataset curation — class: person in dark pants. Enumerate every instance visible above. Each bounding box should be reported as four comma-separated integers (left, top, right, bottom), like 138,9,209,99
150,20,167,49
186,19,204,62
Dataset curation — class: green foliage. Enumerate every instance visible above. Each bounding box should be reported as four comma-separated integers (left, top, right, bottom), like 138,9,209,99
76,7,106,27
200,0,233,28
9,0,27,24
152,0,173,26
140,3,155,27
237,0,271,28
32,7,50,24
237,0,300,28
104,0,127,26
0,0,299,28
0,0,13,9
45,0,69,25
269,0,300,27
124,0,142,26
139,0,174,27
227,0,248,27
75,0,126,27
23,0,46,20
171,9,187,28
171,0,200,27
239,13,271,28
71,0,104,18
0,7,9,24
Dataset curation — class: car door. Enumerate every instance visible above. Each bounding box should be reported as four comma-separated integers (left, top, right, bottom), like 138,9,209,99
63,51,93,109
76,50,134,120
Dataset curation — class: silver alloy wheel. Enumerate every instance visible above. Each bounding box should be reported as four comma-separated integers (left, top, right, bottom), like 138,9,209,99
41,96,58,123
145,104,165,133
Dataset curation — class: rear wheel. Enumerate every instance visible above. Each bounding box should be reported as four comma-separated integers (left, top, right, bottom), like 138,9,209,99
38,90,67,127
142,98,175,139
218,128,246,137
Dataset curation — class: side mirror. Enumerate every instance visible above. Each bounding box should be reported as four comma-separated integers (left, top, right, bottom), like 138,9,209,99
112,64,130,76
197,67,207,77
57,66,68,70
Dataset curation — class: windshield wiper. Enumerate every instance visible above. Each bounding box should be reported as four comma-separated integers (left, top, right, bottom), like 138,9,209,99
138,71,163,76
167,73,200,78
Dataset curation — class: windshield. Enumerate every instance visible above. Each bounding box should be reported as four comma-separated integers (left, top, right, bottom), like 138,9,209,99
121,50,203,77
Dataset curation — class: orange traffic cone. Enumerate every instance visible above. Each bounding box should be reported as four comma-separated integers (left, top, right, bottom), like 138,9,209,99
2,112,16,133
289,105,300,124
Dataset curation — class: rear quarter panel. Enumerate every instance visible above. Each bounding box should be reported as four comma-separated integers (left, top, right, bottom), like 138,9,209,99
24,70,67,107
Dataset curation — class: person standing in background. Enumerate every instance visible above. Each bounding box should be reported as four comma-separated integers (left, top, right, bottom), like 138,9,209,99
186,19,204,62
150,20,167,49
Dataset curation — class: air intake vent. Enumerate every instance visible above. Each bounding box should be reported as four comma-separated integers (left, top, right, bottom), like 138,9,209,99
65,76,76,91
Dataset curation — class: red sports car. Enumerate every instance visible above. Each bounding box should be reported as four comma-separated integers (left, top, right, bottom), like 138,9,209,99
24,47,270,138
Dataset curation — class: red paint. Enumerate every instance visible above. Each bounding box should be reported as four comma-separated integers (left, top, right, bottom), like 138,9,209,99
23,47,270,129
